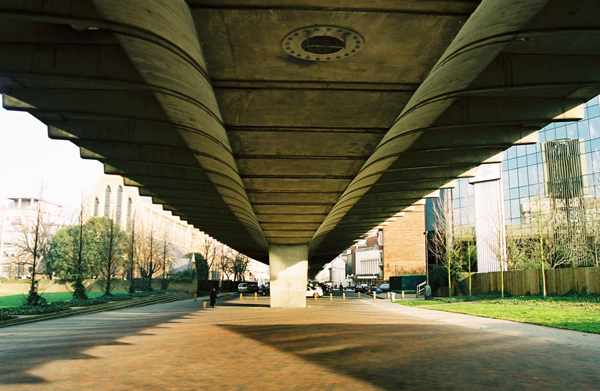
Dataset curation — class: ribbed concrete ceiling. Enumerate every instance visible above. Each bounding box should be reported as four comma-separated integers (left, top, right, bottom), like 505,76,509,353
1,0,600,273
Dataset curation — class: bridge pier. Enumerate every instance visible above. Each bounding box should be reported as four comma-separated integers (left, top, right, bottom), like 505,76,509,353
269,244,308,308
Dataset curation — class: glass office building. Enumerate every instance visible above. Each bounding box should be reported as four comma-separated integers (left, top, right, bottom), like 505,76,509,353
449,95,600,234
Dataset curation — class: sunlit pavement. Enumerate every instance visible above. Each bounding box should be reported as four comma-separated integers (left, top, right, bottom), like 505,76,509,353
1,294,600,390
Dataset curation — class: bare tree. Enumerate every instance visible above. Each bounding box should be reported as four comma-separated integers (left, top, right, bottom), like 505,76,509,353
218,244,233,282
489,209,507,298
15,198,58,305
97,216,127,296
430,191,461,296
138,222,161,291
71,204,88,300
159,227,172,290
232,251,249,282
586,195,600,268
126,211,138,293
195,235,216,280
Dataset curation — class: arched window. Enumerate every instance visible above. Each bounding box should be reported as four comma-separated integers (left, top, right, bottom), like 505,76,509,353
116,186,123,225
126,198,133,231
93,198,99,217
104,186,111,217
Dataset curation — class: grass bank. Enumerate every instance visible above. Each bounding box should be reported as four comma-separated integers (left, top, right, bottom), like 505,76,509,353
0,291,126,308
398,292,600,334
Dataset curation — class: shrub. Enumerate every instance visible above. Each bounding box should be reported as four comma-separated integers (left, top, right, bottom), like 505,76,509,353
428,267,447,290
170,269,195,282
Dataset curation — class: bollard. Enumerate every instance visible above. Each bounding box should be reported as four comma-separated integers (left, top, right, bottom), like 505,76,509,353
203,301,207,309
358,292,361,300
342,292,346,301
194,293,197,302
329,293,333,301
387,292,390,300
401,291,405,300
254,292,258,301
224,293,228,302
240,293,243,301
314,293,318,301
391,292,396,302
373,291,376,300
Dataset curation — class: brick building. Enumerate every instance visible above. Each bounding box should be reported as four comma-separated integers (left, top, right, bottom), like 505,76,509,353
381,204,426,280
342,202,426,284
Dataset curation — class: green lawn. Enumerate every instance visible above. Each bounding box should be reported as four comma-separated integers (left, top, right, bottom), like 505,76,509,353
0,291,127,308
398,294,600,334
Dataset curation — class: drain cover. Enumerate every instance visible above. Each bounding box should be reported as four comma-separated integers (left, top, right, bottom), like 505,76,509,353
282,26,364,61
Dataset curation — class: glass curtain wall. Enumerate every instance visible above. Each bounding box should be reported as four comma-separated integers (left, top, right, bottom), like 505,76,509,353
451,95,600,230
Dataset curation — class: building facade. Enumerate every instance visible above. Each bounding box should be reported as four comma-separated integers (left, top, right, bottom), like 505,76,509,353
434,95,600,271
341,204,426,285
0,198,63,278
83,175,204,274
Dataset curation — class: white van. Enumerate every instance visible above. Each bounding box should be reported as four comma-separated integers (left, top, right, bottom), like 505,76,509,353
237,282,259,293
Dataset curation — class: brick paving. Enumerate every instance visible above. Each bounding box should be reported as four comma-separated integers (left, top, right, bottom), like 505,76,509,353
1,294,600,390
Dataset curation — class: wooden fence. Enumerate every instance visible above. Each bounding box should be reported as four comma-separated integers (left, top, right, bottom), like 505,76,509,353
466,267,600,296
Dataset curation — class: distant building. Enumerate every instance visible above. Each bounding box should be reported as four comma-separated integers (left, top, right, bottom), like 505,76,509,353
341,203,426,285
315,257,346,286
381,204,426,279
0,198,63,278
83,175,203,275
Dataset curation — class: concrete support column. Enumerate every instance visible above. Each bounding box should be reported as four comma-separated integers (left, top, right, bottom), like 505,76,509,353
269,244,308,308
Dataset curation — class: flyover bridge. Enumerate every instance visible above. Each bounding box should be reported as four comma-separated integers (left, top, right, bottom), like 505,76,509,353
1,0,600,307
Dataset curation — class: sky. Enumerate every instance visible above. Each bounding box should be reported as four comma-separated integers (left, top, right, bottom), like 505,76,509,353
0,98,104,218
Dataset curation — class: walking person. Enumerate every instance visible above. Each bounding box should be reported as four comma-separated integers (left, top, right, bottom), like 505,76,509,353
210,288,217,308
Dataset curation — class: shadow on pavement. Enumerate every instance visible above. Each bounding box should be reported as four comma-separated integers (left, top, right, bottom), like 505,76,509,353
219,323,600,390
221,303,270,308
0,301,201,385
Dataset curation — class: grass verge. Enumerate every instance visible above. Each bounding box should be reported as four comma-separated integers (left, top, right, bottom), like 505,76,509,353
0,290,175,320
0,291,125,308
397,292,600,334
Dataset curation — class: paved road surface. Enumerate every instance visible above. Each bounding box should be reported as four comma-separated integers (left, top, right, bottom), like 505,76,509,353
1,295,599,390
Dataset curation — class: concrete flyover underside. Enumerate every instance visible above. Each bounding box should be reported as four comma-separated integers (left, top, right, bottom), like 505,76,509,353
2,0,600,296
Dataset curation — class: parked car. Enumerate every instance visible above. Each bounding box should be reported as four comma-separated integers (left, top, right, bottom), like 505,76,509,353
258,284,270,296
238,282,260,293
375,283,390,293
306,285,324,298
355,284,369,293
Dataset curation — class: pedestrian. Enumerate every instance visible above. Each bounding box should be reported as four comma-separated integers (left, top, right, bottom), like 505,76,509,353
340,284,344,292
209,288,217,308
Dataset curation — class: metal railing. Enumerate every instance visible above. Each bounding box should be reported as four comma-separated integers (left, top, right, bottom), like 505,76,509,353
416,281,427,298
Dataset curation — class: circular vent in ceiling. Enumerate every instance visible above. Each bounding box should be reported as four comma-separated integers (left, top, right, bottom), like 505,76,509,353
282,26,364,61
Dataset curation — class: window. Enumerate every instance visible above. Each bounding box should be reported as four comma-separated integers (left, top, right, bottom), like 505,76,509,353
126,198,133,231
104,186,111,217
116,186,123,225
94,198,99,217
